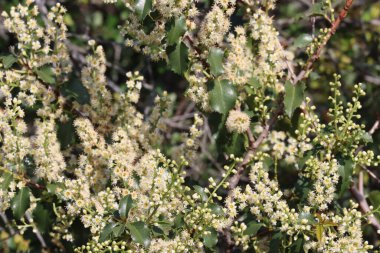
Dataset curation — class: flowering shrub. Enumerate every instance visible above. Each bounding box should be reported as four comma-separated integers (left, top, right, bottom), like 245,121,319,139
1,0,380,252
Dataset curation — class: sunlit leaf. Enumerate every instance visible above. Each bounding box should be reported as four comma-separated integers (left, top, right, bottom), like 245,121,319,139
209,79,237,115
284,81,305,118
126,221,151,247
11,187,30,220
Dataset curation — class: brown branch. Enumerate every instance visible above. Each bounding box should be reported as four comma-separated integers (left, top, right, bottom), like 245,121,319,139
361,166,380,185
227,94,284,193
369,119,380,135
294,0,354,83
350,185,380,231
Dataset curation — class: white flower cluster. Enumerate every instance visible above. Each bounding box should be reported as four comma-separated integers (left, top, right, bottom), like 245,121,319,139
33,119,66,182
106,0,197,60
223,27,254,86
249,9,286,89
305,157,340,211
226,110,251,134
199,1,235,48
0,1,378,252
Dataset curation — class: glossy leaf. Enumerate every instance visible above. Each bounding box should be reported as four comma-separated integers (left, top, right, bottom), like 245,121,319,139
209,79,237,115
11,187,30,220
284,81,305,118
167,16,186,45
126,221,151,247
33,204,51,233
308,2,325,17
269,232,283,253
99,223,117,242
224,132,245,156
338,159,354,197
1,55,17,69
1,172,13,190
369,190,380,218
207,48,224,76
209,203,224,216
243,222,263,236
36,66,55,85
203,228,218,249
193,185,208,202
135,0,152,21
169,41,189,75
294,34,313,48
113,224,126,237
46,182,65,194
119,195,135,219
248,76,261,89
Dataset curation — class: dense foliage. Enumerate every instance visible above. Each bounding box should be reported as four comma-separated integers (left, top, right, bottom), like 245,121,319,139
1,0,380,252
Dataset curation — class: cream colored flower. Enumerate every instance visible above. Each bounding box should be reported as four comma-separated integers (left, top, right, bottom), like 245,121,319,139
226,110,250,133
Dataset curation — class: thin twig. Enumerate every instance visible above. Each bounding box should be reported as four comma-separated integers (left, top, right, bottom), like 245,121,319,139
26,213,47,249
0,213,15,234
369,119,380,135
311,0,316,37
361,166,380,184
228,94,284,193
350,186,380,231
294,0,354,83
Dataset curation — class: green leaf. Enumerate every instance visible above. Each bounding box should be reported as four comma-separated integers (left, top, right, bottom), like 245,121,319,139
309,2,325,17
294,34,313,48
243,222,263,236
1,172,13,190
209,79,237,115
248,76,261,89
174,214,184,229
193,185,208,202
338,159,354,197
36,66,55,85
360,132,373,143
203,228,218,249
155,220,172,235
119,195,135,219
126,221,151,247
57,120,76,149
269,232,283,253
369,190,380,215
298,212,317,225
112,224,126,237
33,204,51,233
284,81,305,118
167,16,186,46
46,182,65,194
11,187,30,220
1,55,17,69
152,225,165,236
224,132,245,156
207,48,224,76
168,41,189,75
135,0,153,21
209,203,224,216
99,223,117,242
315,224,324,242
290,238,305,253
60,78,90,105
